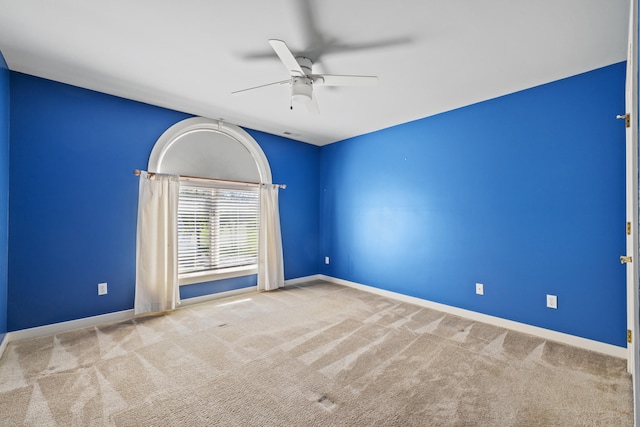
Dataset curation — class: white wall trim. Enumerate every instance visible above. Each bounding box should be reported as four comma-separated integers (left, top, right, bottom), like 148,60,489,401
0,334,8,361
148,117,273,184
284,274,324,286
2,274,623,361
0,276,315,350
6,309,135,343
319,275,627,360
178,286,256,307
1,286,258,349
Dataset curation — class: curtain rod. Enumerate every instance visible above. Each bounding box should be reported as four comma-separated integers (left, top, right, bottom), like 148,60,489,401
133,169,286,189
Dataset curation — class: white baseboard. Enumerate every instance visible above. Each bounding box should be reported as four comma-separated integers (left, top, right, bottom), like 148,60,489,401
7,309,135,343
284,274,324,286
319,275,627,360
178,286,256,307
0,333,8,361
3,274,624,361
0,281,289,351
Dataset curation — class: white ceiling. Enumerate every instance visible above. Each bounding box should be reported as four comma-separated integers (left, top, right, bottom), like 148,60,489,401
0,0,630,146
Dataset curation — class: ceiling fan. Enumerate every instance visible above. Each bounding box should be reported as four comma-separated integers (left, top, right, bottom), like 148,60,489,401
233,39,378,114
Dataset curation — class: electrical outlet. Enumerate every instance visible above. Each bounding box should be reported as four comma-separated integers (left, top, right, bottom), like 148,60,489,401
475,283,484,295
98,282,108,296
546,294,557,309
325,256,330,265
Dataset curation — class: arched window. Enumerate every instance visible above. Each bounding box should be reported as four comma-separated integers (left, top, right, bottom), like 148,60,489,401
148,117,272,285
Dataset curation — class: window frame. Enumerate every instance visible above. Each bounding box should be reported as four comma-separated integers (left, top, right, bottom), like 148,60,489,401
177,179,260,286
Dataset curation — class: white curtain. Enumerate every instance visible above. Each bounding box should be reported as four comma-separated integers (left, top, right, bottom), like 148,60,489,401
258,184,284,291
134,171,181,315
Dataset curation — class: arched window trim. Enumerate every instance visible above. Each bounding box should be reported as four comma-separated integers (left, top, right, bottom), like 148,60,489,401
148,117,272,184
147,117,272,285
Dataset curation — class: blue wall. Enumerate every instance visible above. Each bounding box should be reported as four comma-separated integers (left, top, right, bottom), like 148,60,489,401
3,60,628,349
8,73,319,331
320,62,627,347
247,129,320,279
0,52,9,342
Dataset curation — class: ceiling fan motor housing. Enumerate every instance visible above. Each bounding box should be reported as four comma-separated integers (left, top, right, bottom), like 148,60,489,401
295,57,313,74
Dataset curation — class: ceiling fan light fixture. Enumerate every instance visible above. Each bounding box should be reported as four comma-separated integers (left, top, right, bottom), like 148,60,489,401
292,77,312,103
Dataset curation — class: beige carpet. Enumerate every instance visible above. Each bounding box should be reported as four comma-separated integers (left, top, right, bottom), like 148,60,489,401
0,280,633,426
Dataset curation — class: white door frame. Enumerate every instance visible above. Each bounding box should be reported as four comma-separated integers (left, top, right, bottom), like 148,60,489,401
625,1,639,425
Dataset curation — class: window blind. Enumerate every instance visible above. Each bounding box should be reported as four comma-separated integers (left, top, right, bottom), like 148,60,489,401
177,183,260,276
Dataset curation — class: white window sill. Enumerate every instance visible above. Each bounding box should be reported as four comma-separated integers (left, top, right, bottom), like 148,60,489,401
179,265,258,286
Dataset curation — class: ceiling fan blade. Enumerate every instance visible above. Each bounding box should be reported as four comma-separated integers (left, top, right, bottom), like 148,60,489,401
269,39,305,76
306,93,320,115
312,74,378,87
231,79,289,95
